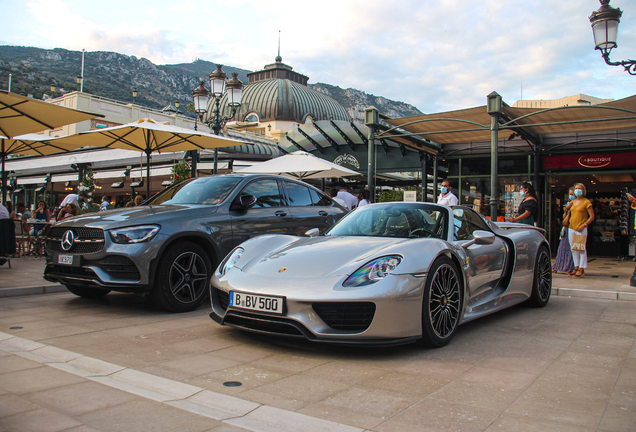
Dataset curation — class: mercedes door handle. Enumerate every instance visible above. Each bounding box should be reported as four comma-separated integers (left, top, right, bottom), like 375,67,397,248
275,211,287,217
318,211,328,216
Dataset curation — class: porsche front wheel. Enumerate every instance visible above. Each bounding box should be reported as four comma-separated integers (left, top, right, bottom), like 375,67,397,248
421,256,462,348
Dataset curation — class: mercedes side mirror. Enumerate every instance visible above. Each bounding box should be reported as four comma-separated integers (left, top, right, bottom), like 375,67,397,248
231,194,257,211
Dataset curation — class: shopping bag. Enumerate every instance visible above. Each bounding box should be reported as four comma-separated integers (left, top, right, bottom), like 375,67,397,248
571,233,587,251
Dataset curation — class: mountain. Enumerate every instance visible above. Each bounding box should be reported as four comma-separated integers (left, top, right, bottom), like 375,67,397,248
0,46,423,121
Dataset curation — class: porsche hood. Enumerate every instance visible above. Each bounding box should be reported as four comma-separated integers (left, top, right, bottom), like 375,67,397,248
231,234,448,279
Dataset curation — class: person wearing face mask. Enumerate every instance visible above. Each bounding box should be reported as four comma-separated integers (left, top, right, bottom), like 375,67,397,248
552,188,576,274
508,182,538,225
564,182,594,278
437,180,458,206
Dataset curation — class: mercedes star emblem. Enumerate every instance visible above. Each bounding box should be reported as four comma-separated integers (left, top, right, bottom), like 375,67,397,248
61,230,75,251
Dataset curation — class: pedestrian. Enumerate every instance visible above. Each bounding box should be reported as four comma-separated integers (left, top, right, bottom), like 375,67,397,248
626,189,636,230
15,202,32,221
508,182,538,225
100,196,110,211
437,180,458,206
552,188,575,274
336,181,357,211
31,201,51,236
565,182,594,278
5,201,16,219
56,203,78,221
0,203,15,265
329,188,347,208
61,192,89,211
134,195,144,206
357,189,371,207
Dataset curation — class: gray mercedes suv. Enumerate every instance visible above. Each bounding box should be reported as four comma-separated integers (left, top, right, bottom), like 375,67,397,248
44,174,347,312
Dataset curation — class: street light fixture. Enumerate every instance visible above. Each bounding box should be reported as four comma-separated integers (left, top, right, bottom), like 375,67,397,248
191,64,244,174
132,87,138,105
589,0,636,75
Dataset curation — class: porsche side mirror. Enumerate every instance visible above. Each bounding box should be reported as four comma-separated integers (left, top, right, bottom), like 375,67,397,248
462,230,495,248
231,194,257,211
305,228,320,237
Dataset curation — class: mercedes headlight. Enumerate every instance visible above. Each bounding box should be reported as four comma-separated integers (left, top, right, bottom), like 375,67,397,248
220,247,244,275
109,225,160,244
343,255,402,287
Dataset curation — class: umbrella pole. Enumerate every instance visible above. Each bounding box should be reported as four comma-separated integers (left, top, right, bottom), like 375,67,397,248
146,150,151,199
1,140,5,205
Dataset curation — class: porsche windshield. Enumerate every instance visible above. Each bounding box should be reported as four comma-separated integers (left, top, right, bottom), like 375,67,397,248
148,176,242,205
326,203,448,239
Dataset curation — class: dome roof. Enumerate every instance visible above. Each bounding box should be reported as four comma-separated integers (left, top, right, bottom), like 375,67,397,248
222,79,349,123
213,57,350,124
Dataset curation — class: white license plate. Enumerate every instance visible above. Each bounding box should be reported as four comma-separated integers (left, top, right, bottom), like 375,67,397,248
57,255,73,265
229,291,284,314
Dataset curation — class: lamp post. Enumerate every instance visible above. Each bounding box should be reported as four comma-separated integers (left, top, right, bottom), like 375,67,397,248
132,87,138,105
364,106,379,203
589,0,636,75
487,91,502,221
191,64,244,174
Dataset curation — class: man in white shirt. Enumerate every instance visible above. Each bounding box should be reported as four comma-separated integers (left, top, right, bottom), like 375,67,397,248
437,180,458,206
60,192,87,213
329,188,347,208
336,182,357,211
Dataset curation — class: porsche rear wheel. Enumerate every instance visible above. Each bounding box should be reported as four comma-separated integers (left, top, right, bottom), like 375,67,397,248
529,245,551,307
421,256,462,348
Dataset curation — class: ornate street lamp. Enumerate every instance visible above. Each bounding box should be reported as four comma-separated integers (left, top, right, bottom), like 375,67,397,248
132,87,138,105
191,64,244,174
589,0,636,75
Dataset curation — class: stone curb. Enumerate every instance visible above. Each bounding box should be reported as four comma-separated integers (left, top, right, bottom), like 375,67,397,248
0,284,66,297
0,332,364,432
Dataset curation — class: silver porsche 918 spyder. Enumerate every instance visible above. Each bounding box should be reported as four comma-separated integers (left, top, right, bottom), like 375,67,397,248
209,202,552,347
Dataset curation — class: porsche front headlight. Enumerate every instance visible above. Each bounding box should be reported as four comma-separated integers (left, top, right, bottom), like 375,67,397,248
220,247,244,275
343,255,402,287
109,225,160,244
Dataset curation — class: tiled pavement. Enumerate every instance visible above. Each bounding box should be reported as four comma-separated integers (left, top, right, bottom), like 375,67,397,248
0,279,635,431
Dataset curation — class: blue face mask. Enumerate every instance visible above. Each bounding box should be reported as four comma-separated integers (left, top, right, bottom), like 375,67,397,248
574,189,583,197
519,190,526,197
569,194,575,201
441,187,448,194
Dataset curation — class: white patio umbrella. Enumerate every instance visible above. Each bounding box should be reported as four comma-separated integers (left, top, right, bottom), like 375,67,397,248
1,134,90,203
236,150,360,180
0,90,102,203
54,118,246,198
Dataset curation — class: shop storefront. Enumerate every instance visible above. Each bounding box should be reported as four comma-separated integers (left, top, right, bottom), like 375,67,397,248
544,151,636,258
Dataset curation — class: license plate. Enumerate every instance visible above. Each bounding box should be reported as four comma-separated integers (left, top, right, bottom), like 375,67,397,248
229,291,284,315
57,255,73,265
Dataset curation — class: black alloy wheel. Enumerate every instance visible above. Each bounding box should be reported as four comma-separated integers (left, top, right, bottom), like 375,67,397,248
421,256,462,347
151,241,212,312
529,245,552,307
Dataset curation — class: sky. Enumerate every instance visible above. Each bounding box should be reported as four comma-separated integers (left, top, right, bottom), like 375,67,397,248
1,0,635,114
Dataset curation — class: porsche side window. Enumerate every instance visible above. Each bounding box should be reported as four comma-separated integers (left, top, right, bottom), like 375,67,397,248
453,209,473,241
241,180,283,208
453,208,490,241
283,181,313,207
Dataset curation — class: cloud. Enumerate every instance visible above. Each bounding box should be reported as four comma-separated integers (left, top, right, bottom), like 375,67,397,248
3,0,634,113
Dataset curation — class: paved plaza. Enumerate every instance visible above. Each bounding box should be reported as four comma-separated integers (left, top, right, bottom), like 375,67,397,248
0,258,635,431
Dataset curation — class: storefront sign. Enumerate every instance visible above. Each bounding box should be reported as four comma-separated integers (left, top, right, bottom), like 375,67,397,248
543,152,636,170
